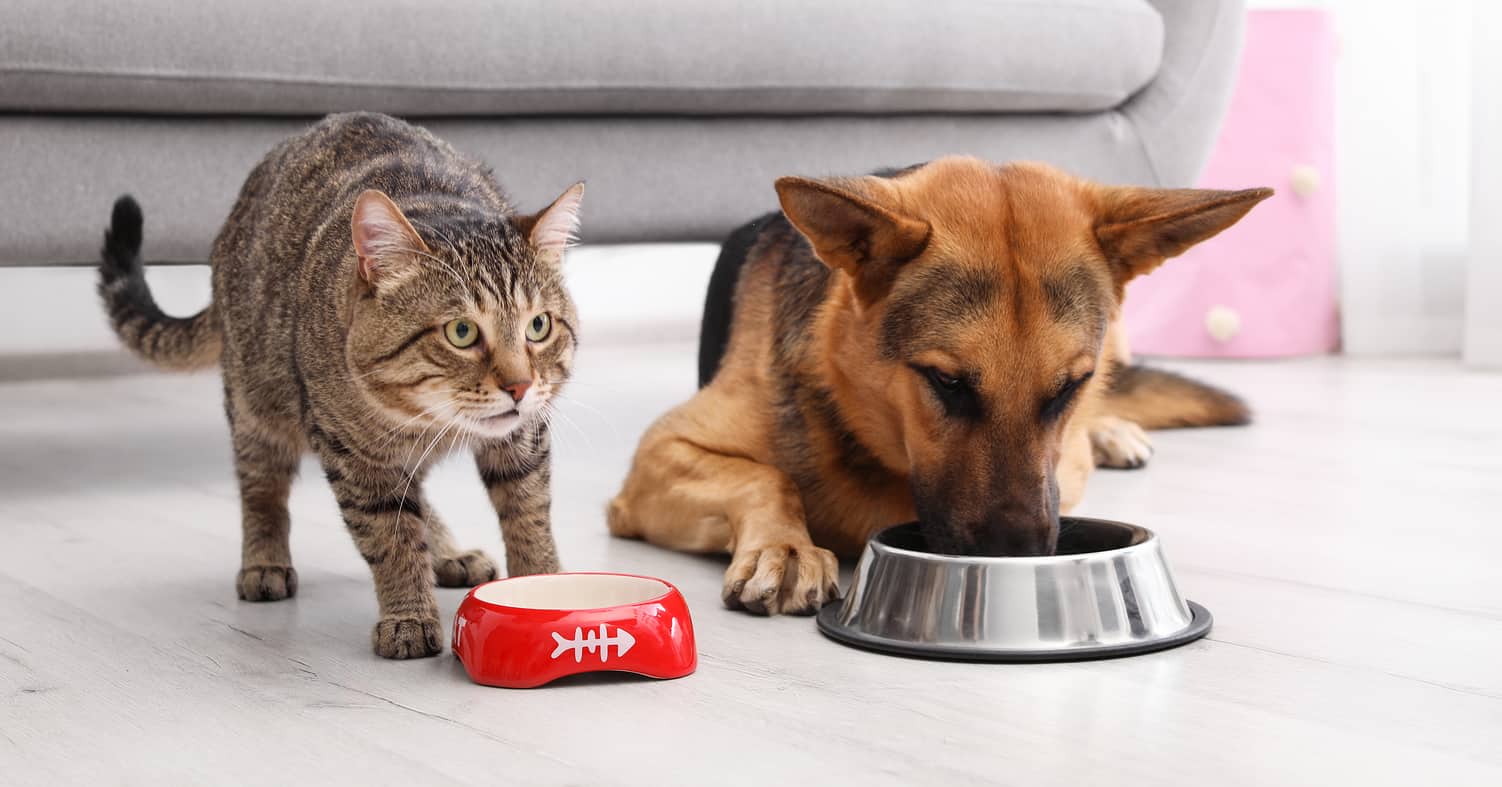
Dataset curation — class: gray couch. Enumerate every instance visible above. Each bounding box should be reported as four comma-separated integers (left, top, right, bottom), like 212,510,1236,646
1,0,1244,266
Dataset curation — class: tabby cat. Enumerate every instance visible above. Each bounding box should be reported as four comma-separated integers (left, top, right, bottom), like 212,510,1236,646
97,113,584,659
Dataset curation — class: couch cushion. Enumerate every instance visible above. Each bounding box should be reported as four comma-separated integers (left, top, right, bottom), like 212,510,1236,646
0,0,1162,116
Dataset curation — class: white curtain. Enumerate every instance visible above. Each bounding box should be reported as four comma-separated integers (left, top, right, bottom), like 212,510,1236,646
1251,0,1477,357
1467,1,1502,366
1328,0,1471,355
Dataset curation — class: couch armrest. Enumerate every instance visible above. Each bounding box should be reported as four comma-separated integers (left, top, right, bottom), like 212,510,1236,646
1122,0,1247,186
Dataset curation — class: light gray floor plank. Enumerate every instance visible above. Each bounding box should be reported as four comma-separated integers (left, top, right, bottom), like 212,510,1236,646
1,346,1499,786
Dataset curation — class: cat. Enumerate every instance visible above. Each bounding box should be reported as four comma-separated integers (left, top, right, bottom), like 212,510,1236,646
97,112,584,659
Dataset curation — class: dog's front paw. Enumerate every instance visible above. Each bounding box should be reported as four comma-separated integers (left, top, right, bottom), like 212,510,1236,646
237,565,298,602
433,549,498,588
372,615,443,659
1090,416,1153,469
723,542,841,616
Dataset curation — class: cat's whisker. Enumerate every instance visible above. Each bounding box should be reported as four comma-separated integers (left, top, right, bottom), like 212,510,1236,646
539,410,564,454
395,422,432,486
452,419,477,460
551,390,607,418
397,410,447,474
542,378,612,390
391,417,461,529
404,219,464,264
410,217,462,254
548,413,577,461
547,402,596,455
412,249,470,295
373,397,461,450
551,393,621,446
351,363,448,387
406,219,473,294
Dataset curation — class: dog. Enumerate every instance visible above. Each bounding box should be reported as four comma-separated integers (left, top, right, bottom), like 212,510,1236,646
608,157,1269,615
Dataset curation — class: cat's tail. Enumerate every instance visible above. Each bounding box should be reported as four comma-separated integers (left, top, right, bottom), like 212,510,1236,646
97,196,222,371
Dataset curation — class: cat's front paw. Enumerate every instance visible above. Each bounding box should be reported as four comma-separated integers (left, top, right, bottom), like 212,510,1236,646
433,549,498,588
237,565,298,602
372,615,443,659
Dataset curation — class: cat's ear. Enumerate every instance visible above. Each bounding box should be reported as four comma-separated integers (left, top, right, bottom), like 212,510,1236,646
518,182,585,257
351,189,430,288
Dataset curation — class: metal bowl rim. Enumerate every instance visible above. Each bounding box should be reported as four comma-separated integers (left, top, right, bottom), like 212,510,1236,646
869,516,1157,565
816,599,1213,662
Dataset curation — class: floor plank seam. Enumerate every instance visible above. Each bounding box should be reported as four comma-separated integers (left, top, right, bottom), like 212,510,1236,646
1205,637,1500,701
322,679,576,767
1183,565,1502,621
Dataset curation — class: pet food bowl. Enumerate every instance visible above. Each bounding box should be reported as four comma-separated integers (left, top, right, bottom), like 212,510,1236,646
817,518,1211,662
453,572,697,688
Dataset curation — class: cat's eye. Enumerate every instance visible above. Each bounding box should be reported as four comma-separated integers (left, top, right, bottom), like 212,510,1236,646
526,313,552,343
444,318,481,348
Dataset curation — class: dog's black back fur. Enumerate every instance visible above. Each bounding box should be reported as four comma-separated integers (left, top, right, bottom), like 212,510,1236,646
698,213,778,387
698,165,927,388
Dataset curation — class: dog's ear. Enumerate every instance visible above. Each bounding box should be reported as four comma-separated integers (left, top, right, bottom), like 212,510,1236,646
1093,186,1273,286
775,176,930,303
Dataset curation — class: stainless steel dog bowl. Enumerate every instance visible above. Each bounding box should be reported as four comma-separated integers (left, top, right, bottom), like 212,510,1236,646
817,518,1211,661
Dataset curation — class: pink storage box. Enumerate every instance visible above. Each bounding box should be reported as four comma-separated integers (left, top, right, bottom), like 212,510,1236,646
1123,9,1339,357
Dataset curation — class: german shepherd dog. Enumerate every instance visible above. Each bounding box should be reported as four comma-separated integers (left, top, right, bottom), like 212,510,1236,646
608,157,1269,615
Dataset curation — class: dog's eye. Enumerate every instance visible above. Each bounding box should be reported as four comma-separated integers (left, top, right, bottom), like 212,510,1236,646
1042,372,1093,421
913,365,980,419
926,368,962,391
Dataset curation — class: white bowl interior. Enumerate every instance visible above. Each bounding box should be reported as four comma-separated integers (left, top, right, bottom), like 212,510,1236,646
474,574,669,610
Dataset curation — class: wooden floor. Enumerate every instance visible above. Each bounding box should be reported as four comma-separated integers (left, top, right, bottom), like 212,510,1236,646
1,345,1498,786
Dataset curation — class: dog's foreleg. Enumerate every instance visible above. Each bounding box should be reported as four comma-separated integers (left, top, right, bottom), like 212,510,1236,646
609,431,839,616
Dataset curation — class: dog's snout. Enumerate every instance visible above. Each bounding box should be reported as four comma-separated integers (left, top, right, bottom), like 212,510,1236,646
913,441,1062,557
953,506,1057,556
918,512,1058,557
984,522,1057,557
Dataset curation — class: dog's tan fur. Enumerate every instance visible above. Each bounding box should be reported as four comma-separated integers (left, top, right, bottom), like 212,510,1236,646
609,158,1268,615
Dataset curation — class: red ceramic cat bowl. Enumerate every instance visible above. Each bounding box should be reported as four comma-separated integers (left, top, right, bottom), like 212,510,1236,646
453,572,697,688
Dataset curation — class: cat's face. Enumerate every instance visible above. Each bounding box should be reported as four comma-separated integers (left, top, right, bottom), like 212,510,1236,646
344,186,583,441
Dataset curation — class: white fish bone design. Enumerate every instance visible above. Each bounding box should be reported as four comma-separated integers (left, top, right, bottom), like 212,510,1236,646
549,624,636,663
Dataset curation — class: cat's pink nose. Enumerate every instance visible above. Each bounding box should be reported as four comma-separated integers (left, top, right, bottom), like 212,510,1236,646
501,380,531,403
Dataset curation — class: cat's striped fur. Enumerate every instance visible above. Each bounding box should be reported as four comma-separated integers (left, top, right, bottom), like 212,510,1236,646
98,113,583,659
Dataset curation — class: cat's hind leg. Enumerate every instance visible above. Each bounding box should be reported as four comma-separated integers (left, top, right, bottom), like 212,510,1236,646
230,419,302,602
